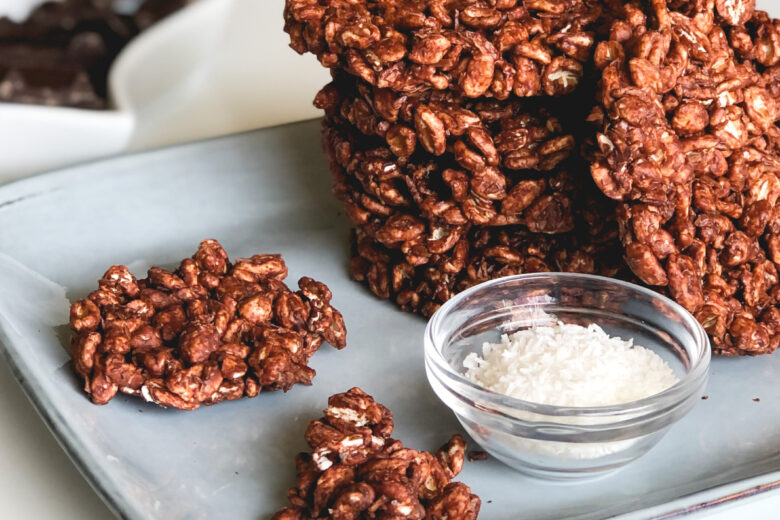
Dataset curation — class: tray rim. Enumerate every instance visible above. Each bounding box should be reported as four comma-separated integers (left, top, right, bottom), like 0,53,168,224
0,129,778,520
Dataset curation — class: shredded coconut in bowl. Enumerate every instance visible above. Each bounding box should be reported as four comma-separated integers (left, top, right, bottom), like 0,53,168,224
463,322,679,407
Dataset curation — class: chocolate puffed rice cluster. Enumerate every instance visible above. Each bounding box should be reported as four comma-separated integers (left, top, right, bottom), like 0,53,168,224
284,0,605,99
591,0,780,355
273,388,480,520
69,240,346,410
286,0,780,357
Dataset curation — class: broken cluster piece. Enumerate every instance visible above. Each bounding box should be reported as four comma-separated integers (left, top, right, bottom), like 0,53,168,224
273,387,480,520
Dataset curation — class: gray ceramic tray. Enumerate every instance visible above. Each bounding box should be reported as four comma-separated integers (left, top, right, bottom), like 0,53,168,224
0,120,778,520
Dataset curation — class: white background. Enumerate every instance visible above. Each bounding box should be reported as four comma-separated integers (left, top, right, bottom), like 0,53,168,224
0,0,777,518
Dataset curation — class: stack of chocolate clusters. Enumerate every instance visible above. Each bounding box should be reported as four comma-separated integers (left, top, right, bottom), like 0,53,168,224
0,0,192,109
286,0,628,316
285,0,780,357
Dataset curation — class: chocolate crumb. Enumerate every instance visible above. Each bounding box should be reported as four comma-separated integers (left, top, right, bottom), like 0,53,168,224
753,398,760,402
468,450,488,462
701,396,709,400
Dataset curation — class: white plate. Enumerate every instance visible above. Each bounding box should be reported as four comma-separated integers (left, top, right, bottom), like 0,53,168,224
0,121,778,520
0,0,329,183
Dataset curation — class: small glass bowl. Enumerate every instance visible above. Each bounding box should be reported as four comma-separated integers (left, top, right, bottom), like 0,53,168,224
424,273,710,481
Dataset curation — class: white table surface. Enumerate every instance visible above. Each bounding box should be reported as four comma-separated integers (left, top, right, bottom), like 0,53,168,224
0,1,778,518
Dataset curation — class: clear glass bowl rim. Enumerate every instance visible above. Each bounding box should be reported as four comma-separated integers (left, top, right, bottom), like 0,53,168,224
424,272,711,419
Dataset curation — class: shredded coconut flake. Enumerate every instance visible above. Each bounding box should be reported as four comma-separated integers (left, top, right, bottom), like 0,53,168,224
464,322,678,407
313,451,333,471
430,227,446,241
597,134,615,153
339,437,364,449
396,504,413,515
327,406,368,426
140,385,154,403
547,70,578,88
722,120,742,140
